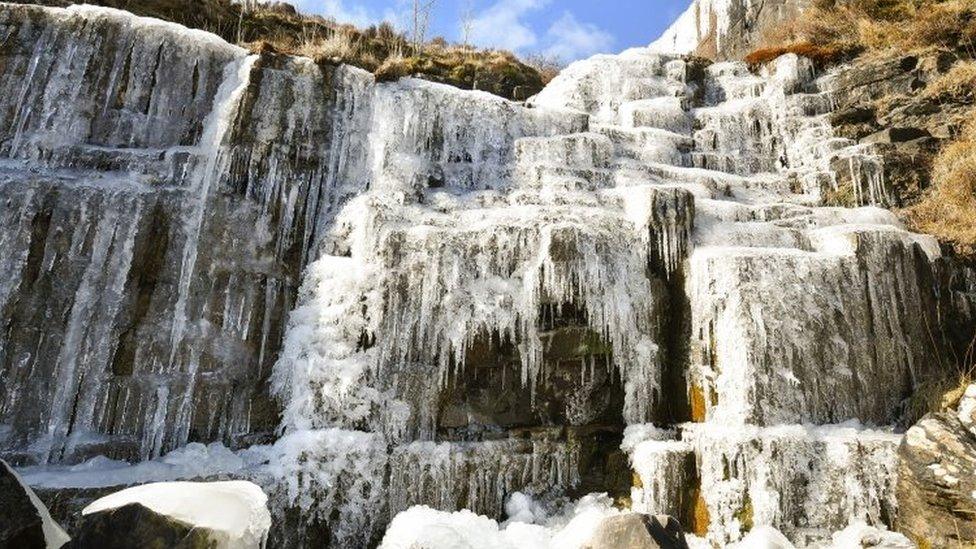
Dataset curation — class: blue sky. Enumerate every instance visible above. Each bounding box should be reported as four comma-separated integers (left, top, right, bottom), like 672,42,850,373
287,0,691,62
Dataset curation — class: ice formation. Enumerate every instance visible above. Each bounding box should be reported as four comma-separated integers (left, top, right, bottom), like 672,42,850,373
82,481,272,549
0,3,958,548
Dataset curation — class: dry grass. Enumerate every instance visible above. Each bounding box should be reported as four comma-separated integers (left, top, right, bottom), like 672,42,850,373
17,0,545,100
374,45,544,99
922,61,976,103
744,42,852,68
748,0,976,67
903,374,972,426
907,118,976,254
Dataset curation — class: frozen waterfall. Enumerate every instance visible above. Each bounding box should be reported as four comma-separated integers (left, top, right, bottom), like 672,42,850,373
0,4,956,548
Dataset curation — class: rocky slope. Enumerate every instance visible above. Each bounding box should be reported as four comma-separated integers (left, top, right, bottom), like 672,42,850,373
0,2,974,548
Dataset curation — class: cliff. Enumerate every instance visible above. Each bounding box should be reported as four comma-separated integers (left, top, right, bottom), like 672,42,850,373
0,2,974,548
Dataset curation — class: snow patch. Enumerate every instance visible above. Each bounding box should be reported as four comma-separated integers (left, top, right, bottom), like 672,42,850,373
380,493,621,549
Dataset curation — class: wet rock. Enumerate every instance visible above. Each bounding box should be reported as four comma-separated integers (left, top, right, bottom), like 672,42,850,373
0,459,70,549
583,513,689,549
897,385,976,547
830,106,876,126
67,503,216,548
860,127,931,145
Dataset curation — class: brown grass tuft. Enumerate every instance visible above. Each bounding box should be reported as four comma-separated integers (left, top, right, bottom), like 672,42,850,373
752,0,976,69
922,61,976,104
906,117,976,255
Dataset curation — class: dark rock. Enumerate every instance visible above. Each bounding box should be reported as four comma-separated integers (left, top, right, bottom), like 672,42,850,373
66,503,216,549
830,106,876,126
897,386,976,547
0,459,69,548
512,85,542,102
35,484,128,538
583,513,689,549
860,127,931,145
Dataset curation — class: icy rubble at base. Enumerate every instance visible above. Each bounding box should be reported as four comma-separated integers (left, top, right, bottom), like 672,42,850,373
83,481,272,549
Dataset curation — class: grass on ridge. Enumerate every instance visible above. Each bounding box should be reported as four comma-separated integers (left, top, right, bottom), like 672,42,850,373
16,0,550,100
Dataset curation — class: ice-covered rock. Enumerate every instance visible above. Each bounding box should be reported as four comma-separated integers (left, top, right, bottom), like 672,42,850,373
79,481,271,549
0,4,376,464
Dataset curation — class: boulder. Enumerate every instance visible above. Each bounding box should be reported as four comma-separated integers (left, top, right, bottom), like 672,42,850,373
69,481,272,549
0,459,70,549
860,127,931,145
66,503,219,549
582,513,689,549
897,384,976,547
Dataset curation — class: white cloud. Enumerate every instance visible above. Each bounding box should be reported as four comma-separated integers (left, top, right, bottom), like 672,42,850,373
469,0,549,52
542,12,614,62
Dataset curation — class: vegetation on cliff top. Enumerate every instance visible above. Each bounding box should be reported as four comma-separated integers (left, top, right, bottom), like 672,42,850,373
17,0,550,100
747,0,976,67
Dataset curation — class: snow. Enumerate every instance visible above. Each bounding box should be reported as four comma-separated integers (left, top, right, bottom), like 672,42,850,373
824,521,914,549
2,460,70,548
380,493,621,549
64,4,246,53
82,481,271,549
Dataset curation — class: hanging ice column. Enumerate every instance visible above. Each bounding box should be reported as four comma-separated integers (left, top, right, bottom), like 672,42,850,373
535,48,946,545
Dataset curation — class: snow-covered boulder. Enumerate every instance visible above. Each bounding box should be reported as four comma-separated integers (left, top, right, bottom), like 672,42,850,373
0,459,69,548
75,481,271,549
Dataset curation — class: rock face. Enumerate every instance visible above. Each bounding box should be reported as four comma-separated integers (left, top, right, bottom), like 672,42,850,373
0,459,70,548
825,52,973,208
650,0,811,60
898,384,976,547
583,514,689,549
